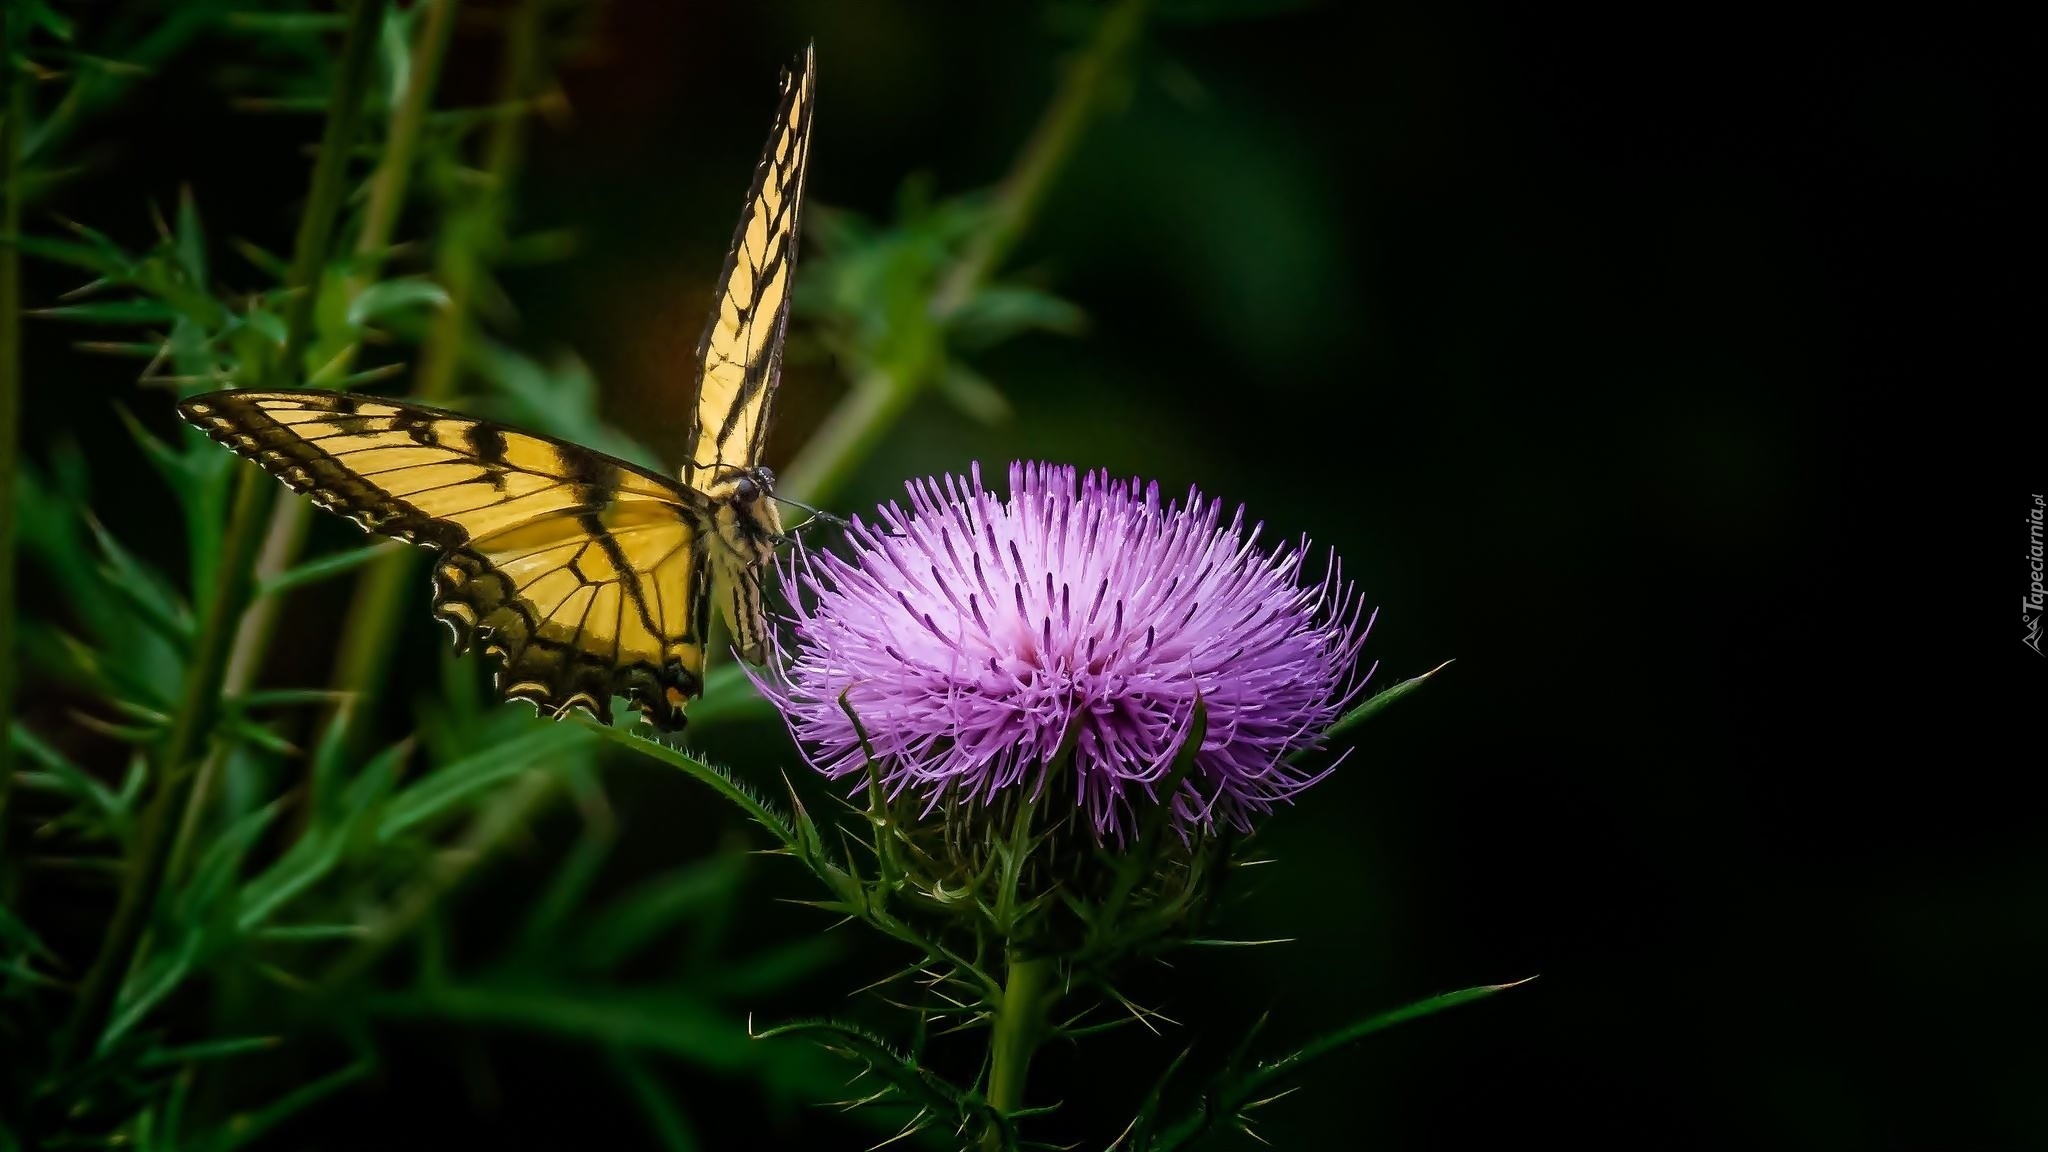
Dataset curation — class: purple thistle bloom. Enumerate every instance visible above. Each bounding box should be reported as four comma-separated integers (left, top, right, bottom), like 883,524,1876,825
754,462,1376,842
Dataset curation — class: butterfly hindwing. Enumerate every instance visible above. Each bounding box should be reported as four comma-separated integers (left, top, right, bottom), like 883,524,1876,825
683,43,814,490
178,389,713,729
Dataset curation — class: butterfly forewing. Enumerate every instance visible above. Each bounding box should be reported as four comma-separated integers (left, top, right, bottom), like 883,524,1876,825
178,390,714,729
683,43,814,491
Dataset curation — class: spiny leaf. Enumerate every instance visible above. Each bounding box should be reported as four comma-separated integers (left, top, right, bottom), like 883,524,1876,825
1305,658,1454,754
585,720,800,852
1144,977,1532,1151
752,1016,1002,1135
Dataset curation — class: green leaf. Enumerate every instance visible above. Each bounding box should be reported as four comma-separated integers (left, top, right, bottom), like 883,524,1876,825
1304,659,1454,754
752,1017,1000,1137
517,827,615,952
29,299,183,324
377,723,588,841
223,12,352,34
577,853,743,972
611,1047,702,1152
226,687,355,712
189,1058,374,1152
3,233,131,275
181,800,286,924
256,542,400,599
139,1035,282,1069
697,935,841,999
241,741,408,930
0,903,57,963
82,510,194,646
1146,977,1532,1151
10,725,126,826
24,0,78,40
374,982,754,1070
100,933,203,1054
253,923,369,942
949,283,1086,348
935,361,1014,426
347,276,448,328
175,186,208,287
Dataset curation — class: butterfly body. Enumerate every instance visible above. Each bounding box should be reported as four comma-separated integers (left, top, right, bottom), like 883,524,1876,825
701,464,784,666
175,45,816,732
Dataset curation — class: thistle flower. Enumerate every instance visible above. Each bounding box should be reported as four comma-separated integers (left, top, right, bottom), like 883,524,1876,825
756,462,1375,842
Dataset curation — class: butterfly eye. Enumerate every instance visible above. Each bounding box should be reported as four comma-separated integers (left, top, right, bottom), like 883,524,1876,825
733,475,759,503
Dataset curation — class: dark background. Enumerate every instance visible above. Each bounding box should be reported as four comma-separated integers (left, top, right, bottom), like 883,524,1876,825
18,0,2033,1147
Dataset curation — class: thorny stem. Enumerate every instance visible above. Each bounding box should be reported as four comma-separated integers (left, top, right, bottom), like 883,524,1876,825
51,0,390,1076
778,0,1150,507
328,0,542,739
0,10,28,863
983,954,1054,1151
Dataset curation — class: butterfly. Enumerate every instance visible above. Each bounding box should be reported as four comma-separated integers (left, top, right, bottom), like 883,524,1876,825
177,44,817,732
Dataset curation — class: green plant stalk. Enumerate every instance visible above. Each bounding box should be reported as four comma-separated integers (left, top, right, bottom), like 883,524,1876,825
0,14,28,862
779,0,1150,507
162,500,312,885
982,954,1053,1151
934,0,1148,318
170,0,465,878
346,0,461,304
328,0,541,735
52,0,391,1074
272,0,392,387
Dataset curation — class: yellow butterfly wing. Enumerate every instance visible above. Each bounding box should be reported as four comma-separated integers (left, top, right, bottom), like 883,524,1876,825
682,43,814,492
177,389,713,729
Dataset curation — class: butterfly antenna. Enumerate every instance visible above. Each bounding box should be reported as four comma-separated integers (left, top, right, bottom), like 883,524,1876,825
773,495,906,540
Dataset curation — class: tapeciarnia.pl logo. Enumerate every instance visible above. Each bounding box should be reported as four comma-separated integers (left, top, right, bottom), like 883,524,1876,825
2027,494,2045,656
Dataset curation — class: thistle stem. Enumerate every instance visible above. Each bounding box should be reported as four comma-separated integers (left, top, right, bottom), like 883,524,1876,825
0,11,29,863
778,0,1149,507
52,0,389,1074
983,954,1053,1150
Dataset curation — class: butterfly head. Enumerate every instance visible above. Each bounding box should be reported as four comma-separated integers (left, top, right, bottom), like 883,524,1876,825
710,465,784,565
